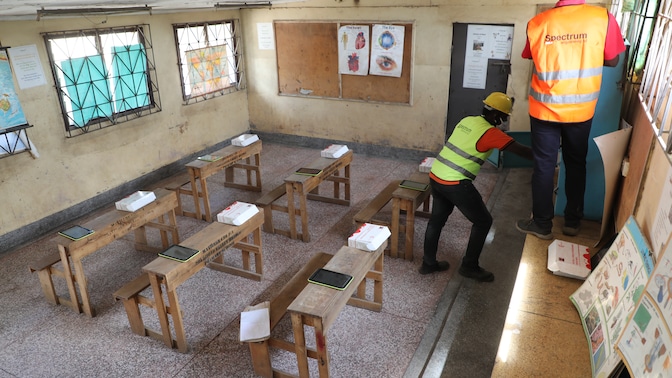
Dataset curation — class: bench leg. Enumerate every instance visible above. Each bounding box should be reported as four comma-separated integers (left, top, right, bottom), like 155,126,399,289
148,274,174,349
166,289,188,353
121,297,147,336
248,341,273,377
291,312,310,377
36,269,59,305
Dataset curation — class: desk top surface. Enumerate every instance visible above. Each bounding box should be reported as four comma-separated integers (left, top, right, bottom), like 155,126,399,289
284,150,353,185
392,171,430,200
287,242,384,330
185,140,262,171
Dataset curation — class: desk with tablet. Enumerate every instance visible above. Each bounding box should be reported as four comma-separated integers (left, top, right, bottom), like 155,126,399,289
41,188,179,317
281,150,353,242
185,140,262,222
287,242,385,377
390,171,431,260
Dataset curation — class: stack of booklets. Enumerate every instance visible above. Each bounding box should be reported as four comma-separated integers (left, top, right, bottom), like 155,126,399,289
547,239,591,280
320,144,349,159
115,190,157,212
419,157,435,173
216,201,259,226
348,223,391,252
239,301,270,342
231,133,259,147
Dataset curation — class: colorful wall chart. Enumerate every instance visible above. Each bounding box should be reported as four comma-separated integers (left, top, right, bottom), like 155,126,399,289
338,25,369,76
370,24,404,77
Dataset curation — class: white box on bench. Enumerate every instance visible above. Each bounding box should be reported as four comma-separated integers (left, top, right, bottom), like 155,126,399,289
217,201,259,226
348,223,391,252
321,144,349,159
115,191,157,212
231,133,259,147
419,157,435,173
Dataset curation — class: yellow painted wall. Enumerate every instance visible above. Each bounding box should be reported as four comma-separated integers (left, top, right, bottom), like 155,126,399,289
0,10,250,238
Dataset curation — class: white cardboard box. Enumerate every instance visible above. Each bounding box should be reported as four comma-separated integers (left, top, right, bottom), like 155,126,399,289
231,133,260,147
547,239,592,280
320,144,349,159
115,191,156,212
217,201,259,226
348,223,391,252
419,157,435,173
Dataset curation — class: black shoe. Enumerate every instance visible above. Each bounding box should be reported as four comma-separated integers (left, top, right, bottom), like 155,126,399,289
562,224,580,236
516,219,553,240
458,266,495,282
419,261,450,275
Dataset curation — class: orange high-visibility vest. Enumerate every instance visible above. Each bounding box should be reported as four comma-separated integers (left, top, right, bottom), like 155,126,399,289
527,5,609,122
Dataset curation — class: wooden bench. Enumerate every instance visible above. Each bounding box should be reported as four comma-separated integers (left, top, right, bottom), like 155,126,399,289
353,179,402,227
255,183,287,233
28,252,76,309
247,252,333,378
116,209,264,352
162,172,194,218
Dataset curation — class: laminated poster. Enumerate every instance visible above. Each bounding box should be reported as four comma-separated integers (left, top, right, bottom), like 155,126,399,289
338,25,369,76
569,216,654,377
369,24,404,77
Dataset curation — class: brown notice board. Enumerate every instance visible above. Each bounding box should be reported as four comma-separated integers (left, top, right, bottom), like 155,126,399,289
275,22,412,103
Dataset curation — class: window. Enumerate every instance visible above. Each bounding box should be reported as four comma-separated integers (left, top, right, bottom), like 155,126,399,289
43,25,161,137
639,0,672,154
173,20,245,104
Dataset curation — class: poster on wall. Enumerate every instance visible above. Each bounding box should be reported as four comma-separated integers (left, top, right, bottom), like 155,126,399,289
369,24,404,77
7,44,47,90
0,50,28,129
462,24,514,89
650,166,672,258
185,45,230,96
338,25,370,76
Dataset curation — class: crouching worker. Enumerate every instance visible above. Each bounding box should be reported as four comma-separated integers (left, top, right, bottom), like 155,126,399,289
420,92,532,282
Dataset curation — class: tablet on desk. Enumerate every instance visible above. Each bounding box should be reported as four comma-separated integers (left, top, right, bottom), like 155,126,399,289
197,154,223,162
58,225,95,241
295,167,322,176
158,245,200,263
308,268,353,290
399,180,429,191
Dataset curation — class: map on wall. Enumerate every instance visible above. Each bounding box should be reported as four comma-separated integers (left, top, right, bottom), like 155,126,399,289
186,45,230,96
0,50,28,129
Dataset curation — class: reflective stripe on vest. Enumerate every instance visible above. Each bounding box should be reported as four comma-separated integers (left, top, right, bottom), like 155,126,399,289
527,5,608,122
430,116,492,182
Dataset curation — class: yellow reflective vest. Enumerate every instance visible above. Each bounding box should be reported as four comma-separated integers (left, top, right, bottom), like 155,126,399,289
431,116,493,182
527,5,609,122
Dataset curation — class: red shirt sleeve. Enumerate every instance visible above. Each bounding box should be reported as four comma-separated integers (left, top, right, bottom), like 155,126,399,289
475,128,514,152
604,13,626,60
522,38,532,59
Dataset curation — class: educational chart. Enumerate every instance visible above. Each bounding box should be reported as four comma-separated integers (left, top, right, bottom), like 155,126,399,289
0,50,28,129
338,25,369,76
463,24,513,90
616,235,672,377
570,216,655,377
369,24,404,77
185,45,230,96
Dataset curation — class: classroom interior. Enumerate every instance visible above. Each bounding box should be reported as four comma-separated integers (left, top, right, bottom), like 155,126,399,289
1,1,671,377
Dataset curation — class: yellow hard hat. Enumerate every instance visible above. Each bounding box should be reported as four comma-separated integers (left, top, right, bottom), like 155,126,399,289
483,92,513,115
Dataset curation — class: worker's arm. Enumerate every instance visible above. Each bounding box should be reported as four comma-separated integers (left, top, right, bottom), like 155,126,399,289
503,141,533,160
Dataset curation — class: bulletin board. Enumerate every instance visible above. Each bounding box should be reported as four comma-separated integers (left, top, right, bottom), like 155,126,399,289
275,21,412,104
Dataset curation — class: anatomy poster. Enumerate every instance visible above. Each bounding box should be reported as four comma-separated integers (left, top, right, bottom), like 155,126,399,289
369,24,404,77
338,25,369,76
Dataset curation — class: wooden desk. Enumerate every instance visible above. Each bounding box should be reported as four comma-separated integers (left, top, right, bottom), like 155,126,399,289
185,140,262,222
141,210,264,352
50,188,179,317
390,172,431,261
283,150,352,242
288,242,385,377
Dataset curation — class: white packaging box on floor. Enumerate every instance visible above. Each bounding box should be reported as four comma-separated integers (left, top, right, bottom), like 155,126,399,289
115,191,157,212
320,144,349,159
419,157,435,173
231,133,259,147
547,239,592,280
217,201,259,226
348,223,391,252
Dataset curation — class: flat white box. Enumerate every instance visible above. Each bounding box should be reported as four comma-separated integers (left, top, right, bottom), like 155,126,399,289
547,239,592,280
217,201,259,226
320,144,349,159
348,223,391,252
231,133,260,147
419,157,435,173
115,191,156,212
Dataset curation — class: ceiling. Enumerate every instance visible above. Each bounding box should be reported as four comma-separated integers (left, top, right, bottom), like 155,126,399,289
0,1,294,20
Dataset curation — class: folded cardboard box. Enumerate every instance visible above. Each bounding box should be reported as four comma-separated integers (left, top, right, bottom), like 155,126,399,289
348,223,391,252
419,157,435,173
547,239,592,280
115,191,156,212
231,133,260,147
320,144,349,159
217,201,259,226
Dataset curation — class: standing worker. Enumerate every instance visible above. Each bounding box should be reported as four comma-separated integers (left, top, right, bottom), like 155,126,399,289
516,0,626,239
421,92,532,282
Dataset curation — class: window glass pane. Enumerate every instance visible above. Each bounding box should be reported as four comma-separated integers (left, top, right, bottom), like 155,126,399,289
60,55,113,127
112,44,149,112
